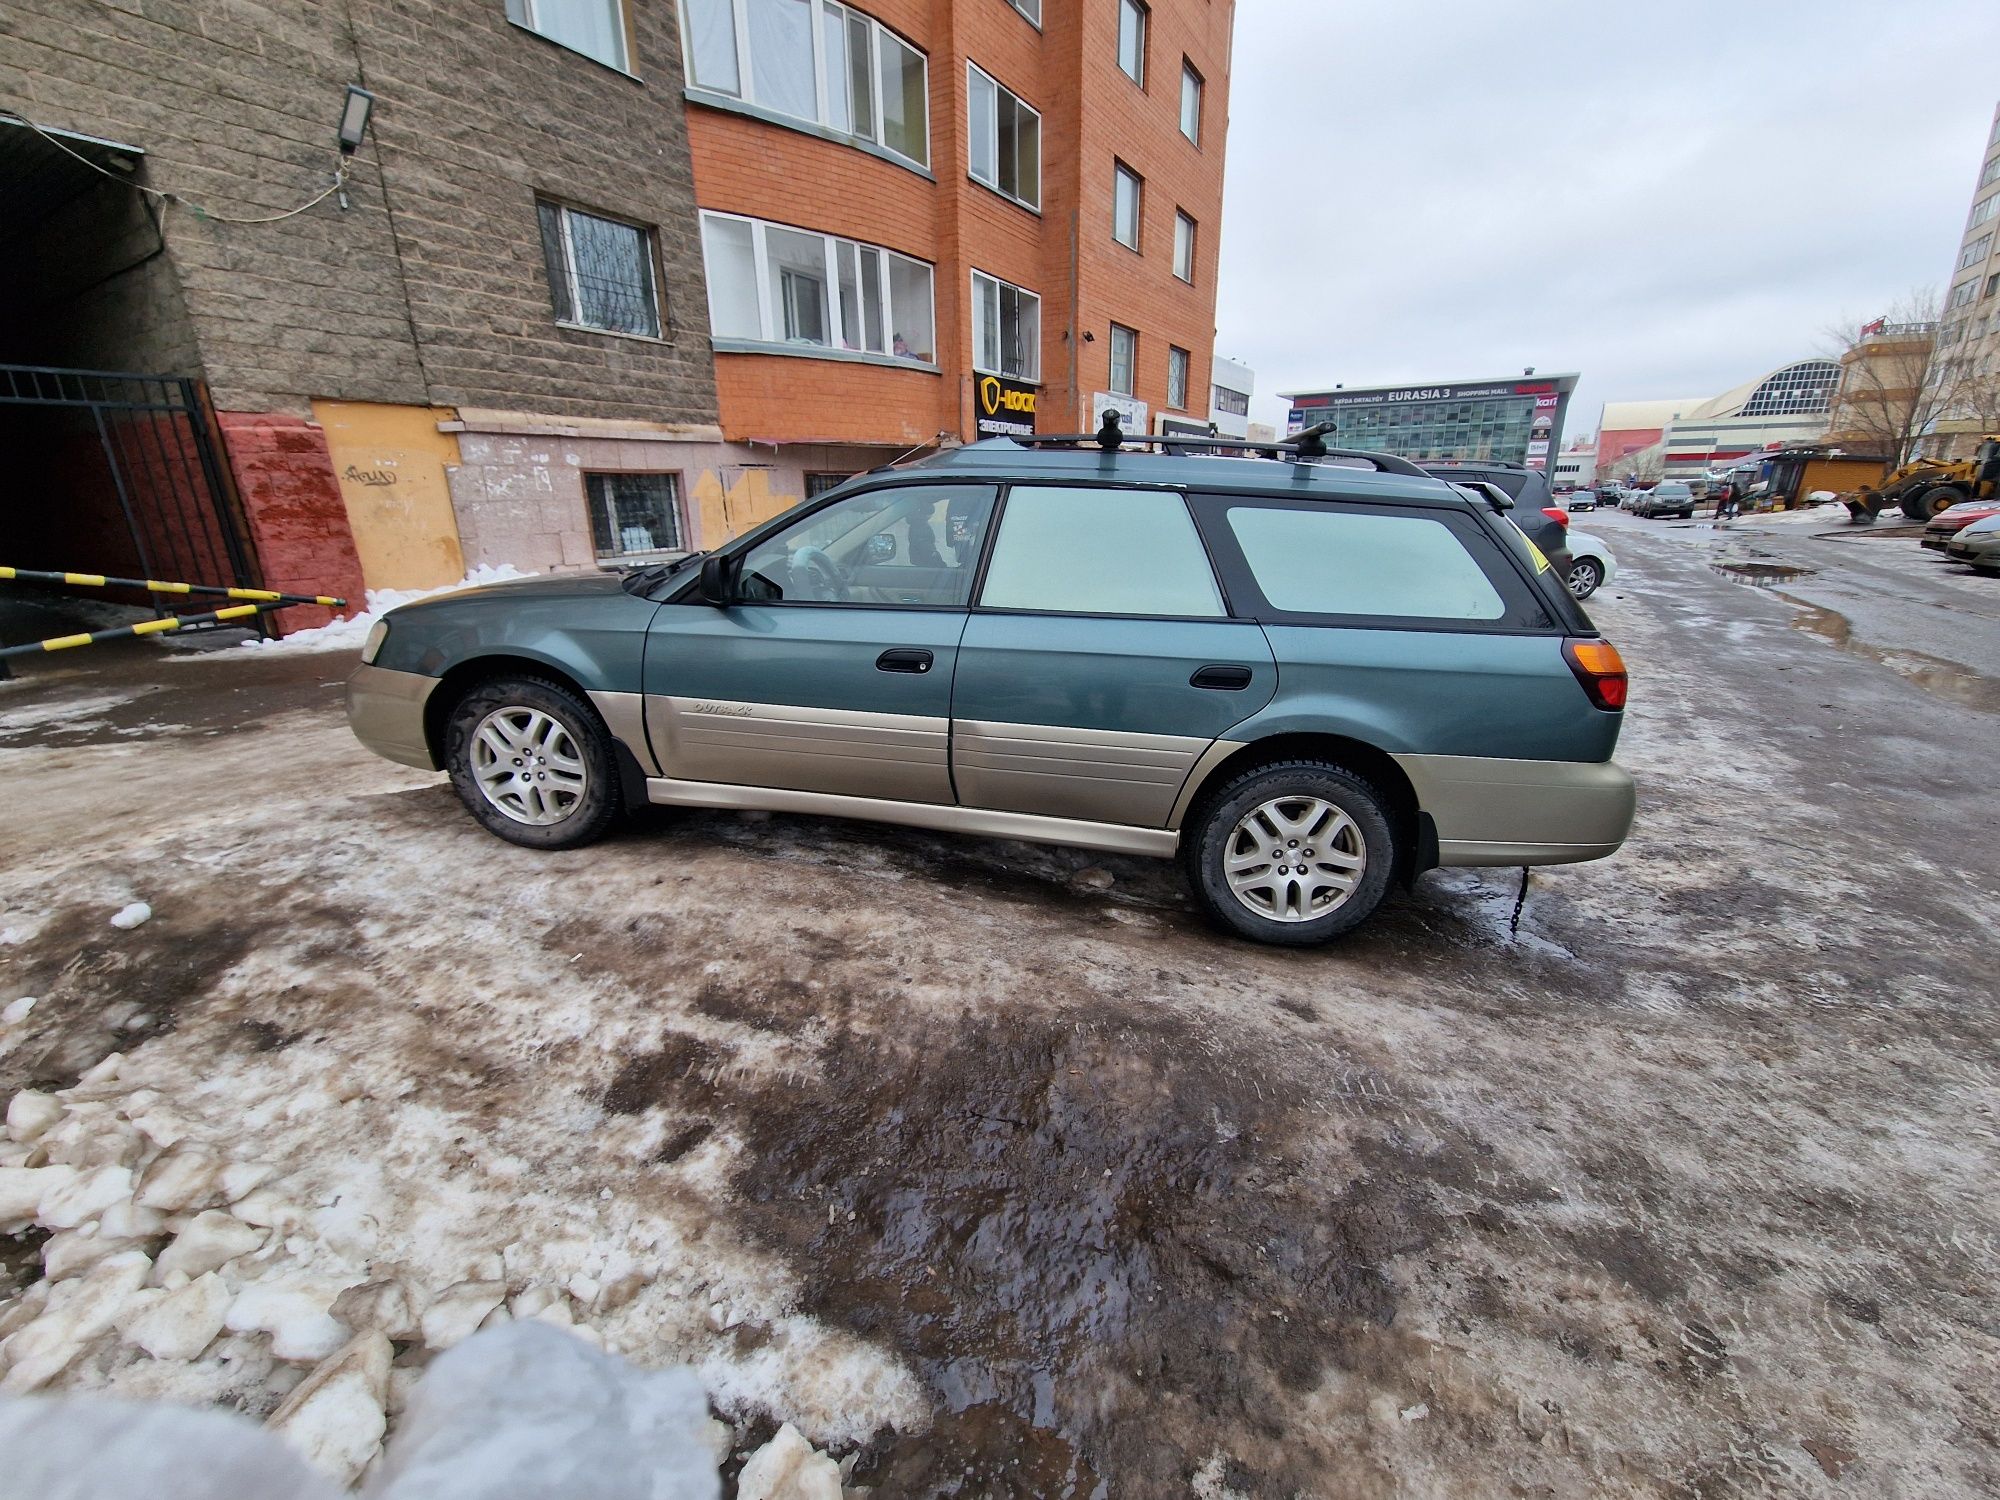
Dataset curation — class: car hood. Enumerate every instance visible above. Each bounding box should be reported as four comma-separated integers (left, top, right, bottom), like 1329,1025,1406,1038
390,572,634,614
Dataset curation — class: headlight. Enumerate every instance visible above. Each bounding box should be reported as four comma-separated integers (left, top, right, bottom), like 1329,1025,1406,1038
361,619,389,664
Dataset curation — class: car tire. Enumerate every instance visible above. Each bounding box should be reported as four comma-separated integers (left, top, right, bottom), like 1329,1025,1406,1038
444,675,621,850
1181,760,1398,946
1906,486,1962,522
1566,557,1604,599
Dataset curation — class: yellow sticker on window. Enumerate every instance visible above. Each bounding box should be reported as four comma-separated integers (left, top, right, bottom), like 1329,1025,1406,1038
1524,537,1552,573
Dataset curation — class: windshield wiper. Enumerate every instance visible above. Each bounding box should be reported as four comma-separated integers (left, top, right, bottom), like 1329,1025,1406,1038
620,553,704,596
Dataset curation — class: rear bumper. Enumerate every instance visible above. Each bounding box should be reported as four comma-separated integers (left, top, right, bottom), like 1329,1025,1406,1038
1921,536,1951,551
1393,752,1635,867
347,664,440,771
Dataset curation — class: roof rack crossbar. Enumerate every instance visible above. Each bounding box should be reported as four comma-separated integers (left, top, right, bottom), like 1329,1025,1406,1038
1013,419,1428,477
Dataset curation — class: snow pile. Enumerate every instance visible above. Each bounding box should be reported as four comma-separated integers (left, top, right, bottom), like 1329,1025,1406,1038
108,904,151,932
230,566,535,656
0,1322,727,1499
0,1070,859,1491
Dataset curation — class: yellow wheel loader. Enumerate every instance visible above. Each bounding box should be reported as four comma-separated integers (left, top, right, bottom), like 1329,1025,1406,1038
1845,437,2000,524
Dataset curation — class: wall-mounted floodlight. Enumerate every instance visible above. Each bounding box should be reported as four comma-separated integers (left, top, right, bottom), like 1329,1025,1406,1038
338,86,375,154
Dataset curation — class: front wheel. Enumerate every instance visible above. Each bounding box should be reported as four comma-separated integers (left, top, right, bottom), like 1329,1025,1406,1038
1566,556,1605,599
1904,486,1961,522
445,676,621,849
1181,762,1398,945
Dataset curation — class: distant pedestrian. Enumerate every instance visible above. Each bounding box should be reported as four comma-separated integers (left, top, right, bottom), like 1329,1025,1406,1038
1714,481,1740,520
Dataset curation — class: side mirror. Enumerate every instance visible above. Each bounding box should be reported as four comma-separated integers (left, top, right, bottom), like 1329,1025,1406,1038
698,554,734,607
865,534,898,563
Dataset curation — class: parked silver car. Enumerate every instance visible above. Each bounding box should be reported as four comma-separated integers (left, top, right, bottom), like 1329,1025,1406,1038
1634,482,1696,519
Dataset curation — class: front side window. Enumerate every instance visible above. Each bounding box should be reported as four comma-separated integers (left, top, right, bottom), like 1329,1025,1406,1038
538,201,661,336
1116,0,1146,84
737,484,996,606
508,0,629,70
1173,210,1195,281
1109,323,1137,395
967,63,1042,209
700,211,934,362
971,270,1041,381
1113,162,1142,249
587,473,683,561
1179,60,1202,141
680,0,929,168
1167,346,1189,410
980,487,1224,617
1224,506,1506,621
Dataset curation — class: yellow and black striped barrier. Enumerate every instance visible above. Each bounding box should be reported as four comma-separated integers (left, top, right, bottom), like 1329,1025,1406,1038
0,600,289,660
0,566,344,609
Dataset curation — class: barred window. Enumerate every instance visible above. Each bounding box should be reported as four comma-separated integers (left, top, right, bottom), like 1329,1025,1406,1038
586,473,683,561
806,471,851,496
1167,345,1189,410
538,202,661,337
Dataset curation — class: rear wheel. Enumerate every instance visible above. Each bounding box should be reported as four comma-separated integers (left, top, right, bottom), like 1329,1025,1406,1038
1181,761,1398,946
1904,486,1961,521
445,676,620,849
1566,556,1605,599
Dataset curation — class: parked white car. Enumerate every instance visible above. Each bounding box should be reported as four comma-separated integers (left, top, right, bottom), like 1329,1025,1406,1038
1565,530,1617,599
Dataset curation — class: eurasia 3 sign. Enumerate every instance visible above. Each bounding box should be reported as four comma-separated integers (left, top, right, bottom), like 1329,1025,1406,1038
976,375,1038,438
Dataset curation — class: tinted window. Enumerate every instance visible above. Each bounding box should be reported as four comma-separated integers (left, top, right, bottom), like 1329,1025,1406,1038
1224,506,1505,620
981,486,1225,616
737,485,995,606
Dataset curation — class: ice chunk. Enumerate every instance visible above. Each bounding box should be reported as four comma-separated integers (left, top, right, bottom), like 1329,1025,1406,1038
134,1149,223,1212
37,1164,134,1229
120,1271,233,1361
42,1229,148,1282
1,998,34,1026
99,1201,166,1240
265,1330,392,1486
154,1209,266,1282
0,1164,76,1222
0,1392,344,1500
109,903,151,930
76,1053,123,1086
225,1274,354,1364
1,1250,151,1393
217,1162,275,1203
330,1279,420,1342
737,1423,844,1500
229,1187,304,1232
372,1321,719,1500
6,1091,65,1145
419,1280,507,1351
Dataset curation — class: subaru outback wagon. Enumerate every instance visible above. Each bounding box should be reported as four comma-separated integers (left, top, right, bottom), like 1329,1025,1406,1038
348,438,1635,945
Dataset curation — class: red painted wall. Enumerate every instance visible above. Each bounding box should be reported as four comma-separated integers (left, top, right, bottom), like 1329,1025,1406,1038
215,412,367,634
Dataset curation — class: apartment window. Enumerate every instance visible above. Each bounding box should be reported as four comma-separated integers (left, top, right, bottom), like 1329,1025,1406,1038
1983,154,2000,189
805,471,851,496
507,0,629,70
1987,272,1999,299
971,270,1041,381
967,63,1041,210
1006,0,1040,23
1113,162,1142,249
700,211,935,362
1173,210,1195,281
1213,385,1249,418
1116,0,1146,84
1167,346,1189,410
1971,193,1999,230
586,473,683,561
1948,277,1980,312
1109,323,1137,395
1962,233,1994,271
680,0,929,168
538,201,661,336
1179,60,1202,142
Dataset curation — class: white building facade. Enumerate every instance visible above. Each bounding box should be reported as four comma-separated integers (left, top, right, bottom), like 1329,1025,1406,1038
1210,355,1254,439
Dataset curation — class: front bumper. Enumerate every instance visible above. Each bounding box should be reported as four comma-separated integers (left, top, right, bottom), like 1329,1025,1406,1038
1921,535,1952,551
1393,753,1636,867
347,664,440,770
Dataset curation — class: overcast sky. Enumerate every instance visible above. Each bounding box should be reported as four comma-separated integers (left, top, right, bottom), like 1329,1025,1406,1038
1213,0,2000,439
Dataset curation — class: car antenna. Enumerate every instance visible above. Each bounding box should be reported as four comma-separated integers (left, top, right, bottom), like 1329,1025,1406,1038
1095,409,1124,452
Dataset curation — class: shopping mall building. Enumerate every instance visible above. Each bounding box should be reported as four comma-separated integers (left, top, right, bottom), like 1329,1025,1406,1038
1281,373,1580,470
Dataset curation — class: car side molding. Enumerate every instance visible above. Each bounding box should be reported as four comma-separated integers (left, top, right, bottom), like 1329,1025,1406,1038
642,776,1181,858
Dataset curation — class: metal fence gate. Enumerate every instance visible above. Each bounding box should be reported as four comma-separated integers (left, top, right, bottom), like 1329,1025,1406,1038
0,364,261,598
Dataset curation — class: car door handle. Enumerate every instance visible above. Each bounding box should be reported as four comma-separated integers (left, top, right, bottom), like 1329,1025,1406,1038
1189,664,1254,690
876,648,934,674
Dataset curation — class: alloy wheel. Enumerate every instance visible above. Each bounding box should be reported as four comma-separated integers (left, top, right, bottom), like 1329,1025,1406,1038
469,706,588,826
1223,796,1366,923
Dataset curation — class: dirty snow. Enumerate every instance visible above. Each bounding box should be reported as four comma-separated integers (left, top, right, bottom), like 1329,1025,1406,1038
227,565,536,656
107,904,150,932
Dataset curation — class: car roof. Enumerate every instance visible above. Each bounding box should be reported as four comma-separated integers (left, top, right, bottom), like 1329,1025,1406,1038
887,438,1475,506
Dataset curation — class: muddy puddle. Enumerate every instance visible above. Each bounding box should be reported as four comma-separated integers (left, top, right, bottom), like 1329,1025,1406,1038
1711,561,1813,586
1773,591,2000,714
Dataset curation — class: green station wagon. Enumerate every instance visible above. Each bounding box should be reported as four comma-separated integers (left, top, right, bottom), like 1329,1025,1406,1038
348,434,1634,945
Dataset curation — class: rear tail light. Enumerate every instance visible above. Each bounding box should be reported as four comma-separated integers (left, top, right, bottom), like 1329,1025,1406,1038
1564,638,1627,710
1542,506,1570,527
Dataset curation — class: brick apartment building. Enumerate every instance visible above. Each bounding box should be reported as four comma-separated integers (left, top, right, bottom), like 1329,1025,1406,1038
682,0,1235,471
1,0,1235,628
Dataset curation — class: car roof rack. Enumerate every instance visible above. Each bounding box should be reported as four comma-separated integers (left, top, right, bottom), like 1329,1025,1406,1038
1014,412,1430,477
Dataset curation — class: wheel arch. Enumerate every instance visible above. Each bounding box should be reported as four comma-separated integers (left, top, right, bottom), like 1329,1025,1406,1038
1170,732,1435,882
424,654,654,812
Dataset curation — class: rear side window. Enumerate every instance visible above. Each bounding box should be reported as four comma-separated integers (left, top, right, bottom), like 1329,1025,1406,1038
1223,507,1505,620
979,486,1226,616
